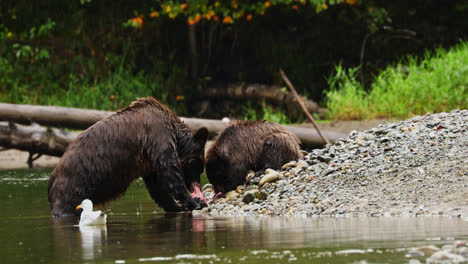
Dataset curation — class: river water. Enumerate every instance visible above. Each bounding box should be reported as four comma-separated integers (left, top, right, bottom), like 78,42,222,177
0,168,467,264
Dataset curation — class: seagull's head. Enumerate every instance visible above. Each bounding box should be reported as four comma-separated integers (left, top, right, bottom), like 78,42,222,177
76,199,93,212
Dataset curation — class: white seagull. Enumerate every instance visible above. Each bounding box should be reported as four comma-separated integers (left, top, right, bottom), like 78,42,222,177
76,199,107,226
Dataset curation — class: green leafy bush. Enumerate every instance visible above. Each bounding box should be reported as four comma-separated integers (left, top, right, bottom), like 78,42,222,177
325,42,468,120
0,20,187,112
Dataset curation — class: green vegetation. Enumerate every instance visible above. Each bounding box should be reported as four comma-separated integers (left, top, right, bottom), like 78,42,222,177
0,1,466,120
0,19,187,111
325,42,468,120
0,56,188,112
243,100,291,124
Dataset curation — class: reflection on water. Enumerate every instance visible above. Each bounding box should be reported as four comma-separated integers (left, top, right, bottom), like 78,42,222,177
44,213,468,264
49,218,107,261
79,225,107,260
1,168,467,264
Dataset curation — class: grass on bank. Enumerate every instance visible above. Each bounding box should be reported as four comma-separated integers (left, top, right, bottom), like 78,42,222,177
243,100,291,124
325,41,468,120
0,51,189,113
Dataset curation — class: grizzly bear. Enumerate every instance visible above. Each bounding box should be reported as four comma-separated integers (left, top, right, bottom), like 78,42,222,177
205,120,303,194
48,97,208,217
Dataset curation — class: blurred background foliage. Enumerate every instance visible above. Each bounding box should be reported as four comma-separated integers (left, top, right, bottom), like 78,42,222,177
0,0,466,120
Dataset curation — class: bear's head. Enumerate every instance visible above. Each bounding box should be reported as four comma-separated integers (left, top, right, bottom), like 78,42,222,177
180,127,208,192
205,152,246,194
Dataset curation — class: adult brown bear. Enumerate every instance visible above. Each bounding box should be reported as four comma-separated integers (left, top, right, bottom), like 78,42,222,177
48,97,208,217
205,120,303,194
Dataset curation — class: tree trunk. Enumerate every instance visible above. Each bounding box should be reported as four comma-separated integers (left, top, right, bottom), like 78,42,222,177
202,83,325,115
188,24,199,79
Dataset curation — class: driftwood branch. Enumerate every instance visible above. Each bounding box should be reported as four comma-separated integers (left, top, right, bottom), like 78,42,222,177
280,69,330,145
203,83,325,115
360,33,371,87
0,121,78,156
0,103,346,153
27,152,43,168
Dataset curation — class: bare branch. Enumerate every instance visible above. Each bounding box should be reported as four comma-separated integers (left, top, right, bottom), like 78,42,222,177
280,69,330,145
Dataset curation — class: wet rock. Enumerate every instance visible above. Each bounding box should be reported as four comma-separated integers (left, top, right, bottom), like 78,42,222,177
203,190,215,200
453,241,468,249
408,245,440,257
247,170,265,186
236,186,245,193
244,204,261,212
257,191,268,201
379,137,391,143
244,186,259,192
281,161,297,170
242,192,256,204
306,159,319,166
317,155,332,163
291,161,309,174
259,169,280,186
456,247,468,257
225,191,239,201
217,198,228,204
426,251,465,264
213,203,225,211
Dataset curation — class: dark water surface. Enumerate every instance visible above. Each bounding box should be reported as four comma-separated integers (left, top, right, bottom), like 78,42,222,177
1,168,467,264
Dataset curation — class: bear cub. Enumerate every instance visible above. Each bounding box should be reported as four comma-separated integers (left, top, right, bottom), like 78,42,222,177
48,97,208,217
205,120,303,194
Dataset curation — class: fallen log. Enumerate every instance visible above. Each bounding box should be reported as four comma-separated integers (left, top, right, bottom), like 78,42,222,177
0,122,78,157
202,83,325,115
0,122,344,159
0,103,113,130
0,102,228,135
0,103,346,148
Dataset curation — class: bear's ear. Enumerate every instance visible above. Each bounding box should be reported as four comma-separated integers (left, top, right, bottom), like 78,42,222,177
194,127,208,147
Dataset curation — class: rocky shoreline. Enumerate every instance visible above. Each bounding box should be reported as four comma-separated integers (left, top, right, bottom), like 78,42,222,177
194,110,468,219
409,241,468,263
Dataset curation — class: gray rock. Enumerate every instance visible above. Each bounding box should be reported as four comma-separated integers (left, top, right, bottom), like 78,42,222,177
456,247,468,257
203,191,215,200
426,251,465,264
213,203,225,211
406,250,424,258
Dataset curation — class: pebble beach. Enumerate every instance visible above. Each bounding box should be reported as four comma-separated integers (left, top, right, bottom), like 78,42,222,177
194,110,468,219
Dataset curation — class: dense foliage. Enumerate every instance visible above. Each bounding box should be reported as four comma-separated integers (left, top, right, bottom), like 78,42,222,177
123,0,359,26
0,1,466,119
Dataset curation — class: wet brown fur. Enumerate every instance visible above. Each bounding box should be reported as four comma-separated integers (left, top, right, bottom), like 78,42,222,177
205,120,303,193
48,97,208,217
